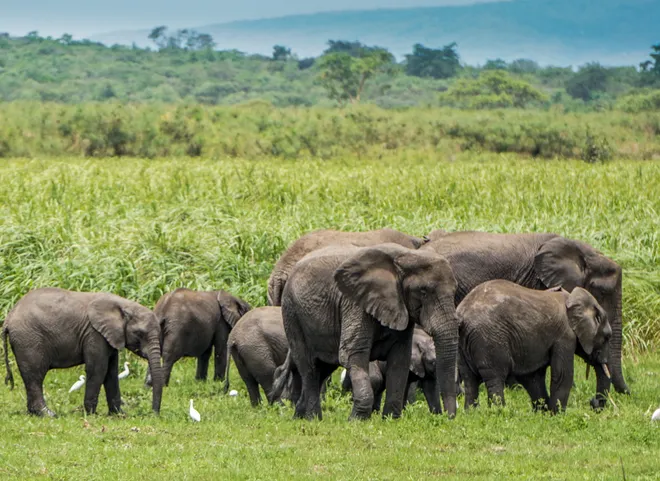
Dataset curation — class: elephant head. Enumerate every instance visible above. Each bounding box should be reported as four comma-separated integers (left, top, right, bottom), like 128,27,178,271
334,243,458,416
87,295,164,413
217,291,252,328
410,328,436,379
534,237,625,394
565,287,612,368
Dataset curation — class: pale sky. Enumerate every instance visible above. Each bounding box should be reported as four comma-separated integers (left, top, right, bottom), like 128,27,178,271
0,0,505,38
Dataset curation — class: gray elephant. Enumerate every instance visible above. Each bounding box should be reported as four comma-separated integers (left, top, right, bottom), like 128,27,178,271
421,231,625,408
272,243,458,420
2,288,163,416
341,328,438,413
267,228,428,306
223,306,289,406
457,280,612,412
145,288,251,386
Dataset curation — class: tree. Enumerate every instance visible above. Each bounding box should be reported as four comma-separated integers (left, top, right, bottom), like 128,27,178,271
405,43,461,79
324,40,375,57
440,70,548,109
483,58,507,70
58,34,73,45
508,59,540,75
148,26,168,49
640,44,660,75
148,26,215,51
565,63,610,101
318,47,395,105
272,45,292,61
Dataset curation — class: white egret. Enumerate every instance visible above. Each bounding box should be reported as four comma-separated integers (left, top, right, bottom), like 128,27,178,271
652,408,660,422
69,375,86,393
118,362,130,380
229,389,238,397
189,399,201,422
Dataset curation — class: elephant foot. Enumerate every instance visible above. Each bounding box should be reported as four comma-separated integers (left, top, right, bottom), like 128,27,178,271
590,396,607,411
33,406,57,418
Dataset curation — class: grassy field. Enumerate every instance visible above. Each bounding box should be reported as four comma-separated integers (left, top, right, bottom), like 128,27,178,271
1,155,659,479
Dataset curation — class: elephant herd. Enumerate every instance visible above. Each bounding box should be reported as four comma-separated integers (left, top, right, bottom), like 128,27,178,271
1,228,628,420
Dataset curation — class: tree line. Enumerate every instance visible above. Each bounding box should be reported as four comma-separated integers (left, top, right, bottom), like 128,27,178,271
0,28,658,111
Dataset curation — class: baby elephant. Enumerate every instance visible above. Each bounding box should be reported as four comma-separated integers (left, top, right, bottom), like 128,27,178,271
146,288,251,386
457,280,612,413
341,327,437,413
223,306,289,406
3,288,164,416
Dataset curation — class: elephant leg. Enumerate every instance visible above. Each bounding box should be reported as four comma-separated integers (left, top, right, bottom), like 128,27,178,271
518,367,549,411
196,345,213,381
233,352,262,407
549,348,574,413
213,324,230,382
13,346,54,416
103,350,122,414
404,380,418,406
458,357,480,410
382,327,414,419
421,378,442,414
144,366,152,387
84,356,110,415
346,353,374,420
484,375,506,407
590,363,610,410
162,354,178,386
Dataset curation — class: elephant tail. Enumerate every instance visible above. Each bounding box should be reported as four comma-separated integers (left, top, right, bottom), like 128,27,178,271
267,274,286,307
271,350,293,400
223,338,234,394
2,326,14,390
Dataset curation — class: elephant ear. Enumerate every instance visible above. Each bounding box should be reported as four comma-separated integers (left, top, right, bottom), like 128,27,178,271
218,293,251,328
334,247,409,331
534,237,586,292
566,287,598,355
88,296,127,350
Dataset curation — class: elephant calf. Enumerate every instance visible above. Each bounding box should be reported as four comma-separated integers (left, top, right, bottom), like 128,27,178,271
145,288,251,386
457,280,612,413
340,328,437,413
2,288,164,416
224,306,289,406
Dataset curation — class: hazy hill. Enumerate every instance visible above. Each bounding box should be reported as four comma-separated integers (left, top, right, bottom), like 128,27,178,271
92,0,659,66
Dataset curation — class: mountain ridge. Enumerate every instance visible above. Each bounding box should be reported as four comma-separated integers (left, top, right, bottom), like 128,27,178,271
91,0,659,66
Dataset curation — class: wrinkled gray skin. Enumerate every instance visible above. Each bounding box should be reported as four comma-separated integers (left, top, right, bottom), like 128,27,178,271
341,328,438,413
223,306,290,406
267,228,428,306
457,280,612,412
421,231,626,408
144,288,251,387
2,288,164,416
273,243,458,420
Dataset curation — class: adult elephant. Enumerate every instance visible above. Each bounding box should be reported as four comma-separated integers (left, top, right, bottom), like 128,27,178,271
273,243,458,420
421,231,627,407
145,288,251,386
2,288,164,416
267,228,428,306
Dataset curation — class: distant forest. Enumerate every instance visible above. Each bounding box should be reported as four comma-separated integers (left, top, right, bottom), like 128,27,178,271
0,28,658,111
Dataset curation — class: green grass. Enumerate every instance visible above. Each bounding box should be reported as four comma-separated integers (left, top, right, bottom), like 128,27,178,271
1,155,659,479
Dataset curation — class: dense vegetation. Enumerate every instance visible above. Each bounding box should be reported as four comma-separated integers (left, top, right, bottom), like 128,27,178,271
1,157,659,478
0,32,658,109
1,103,659,161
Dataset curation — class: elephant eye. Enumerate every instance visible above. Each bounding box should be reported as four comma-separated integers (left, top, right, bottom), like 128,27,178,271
419,287,427,298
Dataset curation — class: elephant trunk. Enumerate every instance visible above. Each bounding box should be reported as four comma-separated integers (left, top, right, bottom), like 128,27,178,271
607,274,628,394
145,335,164,413
430,298,458,418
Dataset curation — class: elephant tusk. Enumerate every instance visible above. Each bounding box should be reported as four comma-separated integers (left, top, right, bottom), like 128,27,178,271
585,364,590,380
602,364,611,379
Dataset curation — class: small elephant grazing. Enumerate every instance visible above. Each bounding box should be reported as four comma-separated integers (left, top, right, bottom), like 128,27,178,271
223,306,289,406
457,280,612,413
2,288,164,416
273,242,459,421
267,228,428,306
146,288,251,386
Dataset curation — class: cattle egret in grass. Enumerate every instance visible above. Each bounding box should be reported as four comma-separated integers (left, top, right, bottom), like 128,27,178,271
340,369,347,384
69,375,86,393
118,362,130,380
189,399,201,422
652,408,660,422
229,390,238,397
